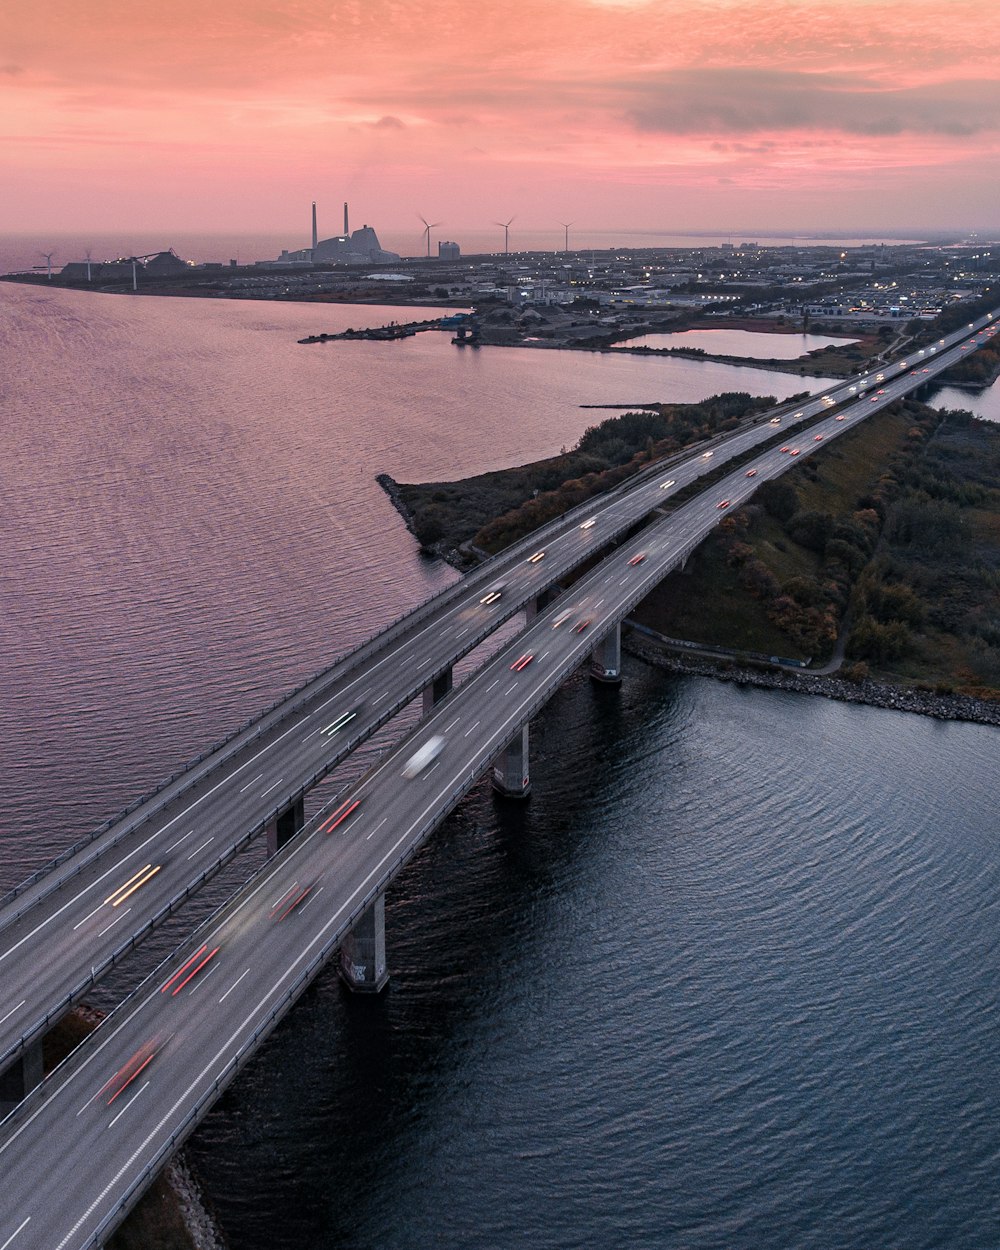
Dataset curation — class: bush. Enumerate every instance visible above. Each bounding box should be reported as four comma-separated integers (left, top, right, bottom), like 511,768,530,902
786,510,835,553
757,478,799,522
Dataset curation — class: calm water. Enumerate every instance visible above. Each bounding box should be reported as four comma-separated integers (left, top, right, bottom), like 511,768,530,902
1,283,999,1249
615,329,859,360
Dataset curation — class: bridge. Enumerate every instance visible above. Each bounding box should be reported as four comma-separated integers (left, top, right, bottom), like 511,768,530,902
0,312,996,1249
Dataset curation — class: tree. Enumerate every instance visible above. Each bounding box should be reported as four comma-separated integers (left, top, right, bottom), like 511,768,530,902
785,509,835,553
757,478,799,522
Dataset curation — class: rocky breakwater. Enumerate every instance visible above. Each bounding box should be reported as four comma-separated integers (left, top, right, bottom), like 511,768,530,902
624,635,1000,728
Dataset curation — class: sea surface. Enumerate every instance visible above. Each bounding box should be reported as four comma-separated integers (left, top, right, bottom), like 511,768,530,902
1,282,998,1249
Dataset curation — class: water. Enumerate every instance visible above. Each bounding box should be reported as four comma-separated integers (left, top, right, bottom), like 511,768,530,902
614,328,859,360
928,380,1000,422
2,282,999,1249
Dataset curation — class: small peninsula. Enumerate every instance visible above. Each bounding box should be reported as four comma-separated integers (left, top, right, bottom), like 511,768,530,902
381,389,1000,722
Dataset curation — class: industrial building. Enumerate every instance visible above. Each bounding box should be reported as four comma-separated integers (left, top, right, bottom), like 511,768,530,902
271,202,400,266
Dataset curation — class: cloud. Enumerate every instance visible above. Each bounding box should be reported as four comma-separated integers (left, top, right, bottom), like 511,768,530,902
623,68,1000,137
366,115,405,129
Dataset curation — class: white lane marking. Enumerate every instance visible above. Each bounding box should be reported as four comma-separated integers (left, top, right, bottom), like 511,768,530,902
463,721,481,738
539,651,550,661
0,348,966,1240
97,907,131,938
0,1000,25,1028
298,887,323,913
444,717,461,732
0,1216,30,1248
186,837,215,861
456,628,468,638
366,817,388,842
504,683,518,695
72,903,105,932
371,692,388,704
238,774,264,794
486,679,499,692
165,829,195,853
272,883,298,908
187,965,219,996
219,969,251,1003
259,779,284,798
0,822,167,966
107,1079,149,1129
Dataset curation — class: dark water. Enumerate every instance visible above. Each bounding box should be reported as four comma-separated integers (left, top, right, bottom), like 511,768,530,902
2,284,999,1249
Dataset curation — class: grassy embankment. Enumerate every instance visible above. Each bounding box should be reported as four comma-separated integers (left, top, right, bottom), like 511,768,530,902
42,1013,204,1250
636,396,1000,697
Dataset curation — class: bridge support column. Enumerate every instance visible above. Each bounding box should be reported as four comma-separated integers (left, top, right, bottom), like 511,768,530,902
590,623,622,684
0,1041,44,1118
422,666,453,714
266,795,304,858
339,895,388,993
492,725,531,799
524,587,560,625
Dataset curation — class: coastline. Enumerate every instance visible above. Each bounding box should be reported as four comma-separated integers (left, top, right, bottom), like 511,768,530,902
623,634,1000,727
376,475,1000,729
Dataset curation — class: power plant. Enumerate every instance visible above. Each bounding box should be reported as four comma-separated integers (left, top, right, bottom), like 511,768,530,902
273,201,399,266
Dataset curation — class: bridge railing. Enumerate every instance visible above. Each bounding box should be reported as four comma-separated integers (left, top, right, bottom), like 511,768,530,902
0,420,718,921
5,322,980,922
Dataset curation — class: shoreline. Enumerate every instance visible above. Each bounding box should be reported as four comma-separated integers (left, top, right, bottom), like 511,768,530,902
623,635,1000,726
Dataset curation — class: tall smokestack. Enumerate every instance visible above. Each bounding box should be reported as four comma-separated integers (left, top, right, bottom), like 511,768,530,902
311,201,318,249
344,201,349,237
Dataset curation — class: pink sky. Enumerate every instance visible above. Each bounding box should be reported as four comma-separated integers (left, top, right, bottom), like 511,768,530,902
2,0,998,239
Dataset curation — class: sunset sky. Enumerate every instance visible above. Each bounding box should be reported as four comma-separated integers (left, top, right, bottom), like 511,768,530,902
2,0,998,241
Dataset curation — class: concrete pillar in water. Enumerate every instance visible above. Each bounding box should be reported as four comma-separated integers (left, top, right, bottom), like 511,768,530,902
0,1041,44,1118
339,894,388,993
590,622,622,684
492,724,531,799
422,666,453,715
266,795,304,858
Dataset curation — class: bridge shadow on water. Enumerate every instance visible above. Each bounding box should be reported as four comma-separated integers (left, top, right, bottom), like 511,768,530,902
187,658,691,1250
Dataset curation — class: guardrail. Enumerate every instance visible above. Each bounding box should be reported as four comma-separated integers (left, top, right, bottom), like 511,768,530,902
7,309,1000,1245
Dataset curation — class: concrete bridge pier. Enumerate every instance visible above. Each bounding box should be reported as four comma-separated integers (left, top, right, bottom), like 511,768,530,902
423,666,453,714
339,894,388,993
492,725,531,799
524,587,560,625
0,1041,44,1118
590,623,622,684
266,795,304,857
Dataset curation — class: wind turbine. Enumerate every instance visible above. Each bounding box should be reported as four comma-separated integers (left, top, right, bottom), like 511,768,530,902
495,217,515,255
559,222,573,254
38,250,55,280
418,214,442,258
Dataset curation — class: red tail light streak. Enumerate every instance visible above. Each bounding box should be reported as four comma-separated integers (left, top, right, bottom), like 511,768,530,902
320,798,361,833
160,944,221,996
